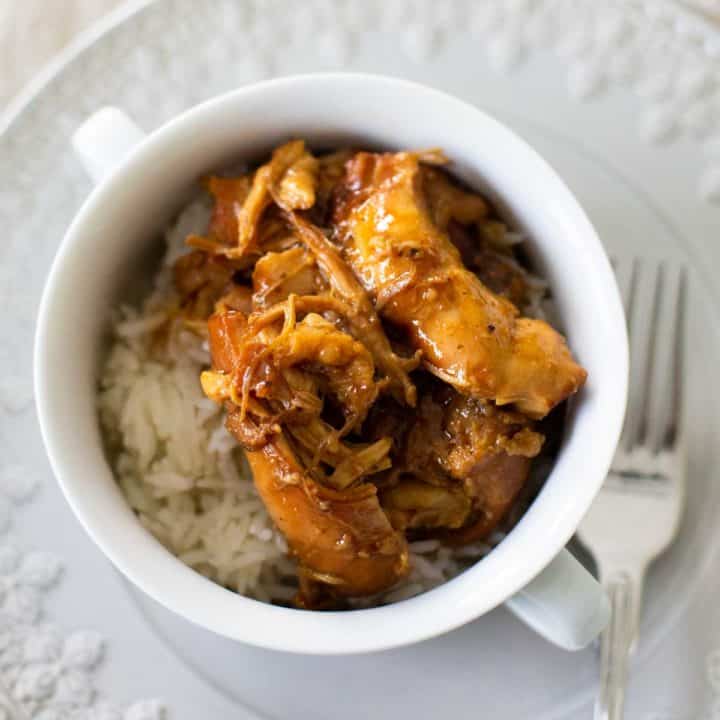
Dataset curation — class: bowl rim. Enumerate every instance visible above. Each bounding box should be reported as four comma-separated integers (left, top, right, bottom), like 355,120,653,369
34,72,628,654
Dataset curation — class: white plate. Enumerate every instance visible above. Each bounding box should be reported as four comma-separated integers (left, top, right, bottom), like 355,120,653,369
2,1,720,718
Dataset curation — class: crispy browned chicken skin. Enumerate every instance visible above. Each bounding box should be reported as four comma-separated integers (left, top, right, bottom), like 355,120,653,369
176,141,586,605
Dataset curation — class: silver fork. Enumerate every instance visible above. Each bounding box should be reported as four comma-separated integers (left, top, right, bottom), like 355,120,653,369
577,258,687,720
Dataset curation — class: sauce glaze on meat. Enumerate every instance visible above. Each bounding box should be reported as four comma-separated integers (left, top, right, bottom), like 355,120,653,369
174,141,587,607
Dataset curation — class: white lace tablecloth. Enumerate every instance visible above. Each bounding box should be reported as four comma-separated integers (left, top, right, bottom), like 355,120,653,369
1,0,719,112
0,0,125,109
3,1,720,719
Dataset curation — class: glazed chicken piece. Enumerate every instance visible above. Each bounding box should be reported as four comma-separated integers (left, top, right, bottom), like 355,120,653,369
249,218,418,406
374,389,543,542
420,164,489,231
234,139,318,253
173,250,240,321
202,300,409,598
203,300,381,435
426,171,536,308
194,156,420,407
193,140,319,258
333,152,586,418
447,220,534,309
204,175,251,246
184,140,588,604
316,150,354,219
381,479,471,533
440,393,543,543
251,245,326,310
215,283,254,314
244,434,408,597
289,213,419,407
274,144,318,211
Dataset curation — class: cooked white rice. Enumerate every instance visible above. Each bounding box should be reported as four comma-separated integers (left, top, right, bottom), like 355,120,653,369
98,197,533,605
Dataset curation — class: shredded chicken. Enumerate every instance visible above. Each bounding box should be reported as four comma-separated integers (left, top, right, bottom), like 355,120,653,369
369,389,543,541
273,145,318,210
203,299,381,435
204,299,408,598
447,220,532,308
177,141,587,606
421,164,489,230
173,250,238,321
251,245,325,310
288,212,418,407
204,175,251,245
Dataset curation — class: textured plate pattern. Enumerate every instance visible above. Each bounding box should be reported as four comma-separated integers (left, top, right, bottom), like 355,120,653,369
2,1,720,718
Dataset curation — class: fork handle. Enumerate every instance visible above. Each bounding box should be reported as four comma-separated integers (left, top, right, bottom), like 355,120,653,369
595,569,644,720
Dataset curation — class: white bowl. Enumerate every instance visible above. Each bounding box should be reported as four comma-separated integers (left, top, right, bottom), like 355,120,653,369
35,74,627,655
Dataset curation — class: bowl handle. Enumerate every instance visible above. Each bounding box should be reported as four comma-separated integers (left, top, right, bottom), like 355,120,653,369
505,548,609,651
72,107,146,184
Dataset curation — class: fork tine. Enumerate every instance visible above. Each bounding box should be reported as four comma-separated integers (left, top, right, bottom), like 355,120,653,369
661,266,687,450
621,259,660,450
642,264,686,452
620,261,686,454
636,263,664,447
616,257,638,451
614,257,637,321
